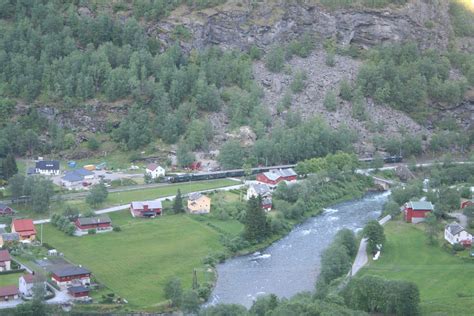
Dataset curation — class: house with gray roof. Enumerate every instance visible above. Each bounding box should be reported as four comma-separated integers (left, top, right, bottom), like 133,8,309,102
130,200,163,218
35,160,60,176
50,264,91,288
404,201,434,223
444,222,472,246
256,168,297,187
247,183,271,200
75,215,112,233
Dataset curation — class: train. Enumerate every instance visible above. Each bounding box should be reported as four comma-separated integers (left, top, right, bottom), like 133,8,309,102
169,164,296,183
168,156,403,183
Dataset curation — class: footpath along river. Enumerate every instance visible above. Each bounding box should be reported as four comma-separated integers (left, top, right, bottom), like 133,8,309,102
208,191,390,308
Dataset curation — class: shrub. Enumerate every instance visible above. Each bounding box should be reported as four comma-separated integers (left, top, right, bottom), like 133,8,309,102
323,91,338,111
290,70,307,93
339,79,353,101
452,243,465,252
265,46,285,72
88,229,97,235
113,226,122,232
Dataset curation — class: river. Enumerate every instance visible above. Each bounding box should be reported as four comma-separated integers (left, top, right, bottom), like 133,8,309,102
208,191,390,308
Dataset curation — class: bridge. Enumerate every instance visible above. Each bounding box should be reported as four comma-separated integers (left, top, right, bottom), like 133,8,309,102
372,176,396,191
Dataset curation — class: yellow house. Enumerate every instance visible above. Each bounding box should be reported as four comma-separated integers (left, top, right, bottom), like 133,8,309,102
187,193,211,214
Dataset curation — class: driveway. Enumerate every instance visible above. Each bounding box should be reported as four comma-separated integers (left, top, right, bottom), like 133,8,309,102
451,212,468,228
350,215,392,276
0,299,23,309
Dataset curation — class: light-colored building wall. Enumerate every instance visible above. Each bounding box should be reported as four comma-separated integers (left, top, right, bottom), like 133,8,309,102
188,196,211,214
444,229,472,245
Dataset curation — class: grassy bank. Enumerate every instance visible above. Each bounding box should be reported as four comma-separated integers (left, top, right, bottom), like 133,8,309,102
359,221,474,316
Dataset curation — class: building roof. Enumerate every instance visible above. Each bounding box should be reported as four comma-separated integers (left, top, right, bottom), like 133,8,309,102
35,160,59,171
407,201,434,211
0,285,18,297
77,216,111,226
0,203,11,210
262,171,282,181
50,264,91,277
249,183,271,196
188,192,208,201
262,197,272,206
279,168,297,177
73,168,94,177
131,200,162,210
21,274,40,284
62,171,84,183
67,285,89,294
12,219,35,233
146,163,162,171
446,222,466,236
0,250,11,262
2,233,19,241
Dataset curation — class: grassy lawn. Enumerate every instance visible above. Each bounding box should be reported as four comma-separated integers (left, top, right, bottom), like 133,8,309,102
359,221,474,316
105,179,238,206
42,212,224,309
0,271,24,287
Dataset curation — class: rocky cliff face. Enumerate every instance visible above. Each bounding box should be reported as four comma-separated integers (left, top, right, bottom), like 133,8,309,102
154,0,452,52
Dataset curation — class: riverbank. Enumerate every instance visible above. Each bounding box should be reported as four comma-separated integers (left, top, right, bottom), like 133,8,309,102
209,186,387,307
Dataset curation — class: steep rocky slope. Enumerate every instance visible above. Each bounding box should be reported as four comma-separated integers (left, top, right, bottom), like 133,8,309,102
155,0,452,52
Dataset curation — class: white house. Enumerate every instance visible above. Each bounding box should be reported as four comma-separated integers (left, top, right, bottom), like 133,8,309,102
246,183,271,200
145,163,165,179
444,222,472,246
19,274,45,297
35,160,60,176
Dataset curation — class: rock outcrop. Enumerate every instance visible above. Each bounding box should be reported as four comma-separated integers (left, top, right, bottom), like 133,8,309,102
153,0,452,52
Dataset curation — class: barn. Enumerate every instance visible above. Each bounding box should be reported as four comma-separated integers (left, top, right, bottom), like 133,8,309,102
404,201,434,223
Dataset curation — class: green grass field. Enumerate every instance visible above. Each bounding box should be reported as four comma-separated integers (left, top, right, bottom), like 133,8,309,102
105,179,238,206
0,271,23,287
359,221,474,316
42,212,223,308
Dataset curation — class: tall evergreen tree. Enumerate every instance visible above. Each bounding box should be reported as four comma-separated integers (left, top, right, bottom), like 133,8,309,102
173,189,184,213
243,196,269,242
3,153,18,180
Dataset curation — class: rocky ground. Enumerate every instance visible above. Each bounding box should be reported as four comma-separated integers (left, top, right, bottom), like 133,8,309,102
253,49,429,156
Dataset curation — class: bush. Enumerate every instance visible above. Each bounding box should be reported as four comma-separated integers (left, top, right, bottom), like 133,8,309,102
113,226,122,232
265,46,285,73
452,243,465,252
290,70,307,93
323,91,338,111
88,229,97,235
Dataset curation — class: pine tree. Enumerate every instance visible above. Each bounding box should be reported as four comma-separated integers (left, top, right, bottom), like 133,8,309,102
173,189,184,213
3,153,18,180
243,196,269,242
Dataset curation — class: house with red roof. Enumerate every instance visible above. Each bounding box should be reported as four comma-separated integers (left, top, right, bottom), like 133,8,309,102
0,249,11,271
130,201,163,218
11,219,36,242
0,285,19,301
256,168,297,187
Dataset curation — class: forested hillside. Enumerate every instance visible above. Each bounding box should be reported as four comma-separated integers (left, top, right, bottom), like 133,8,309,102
0,0,473,178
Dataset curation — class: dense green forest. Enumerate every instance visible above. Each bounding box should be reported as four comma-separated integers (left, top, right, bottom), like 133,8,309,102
0,0,473,176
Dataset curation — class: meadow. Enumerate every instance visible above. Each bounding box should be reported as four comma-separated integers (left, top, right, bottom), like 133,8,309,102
42,211,224,308
359,221,474,316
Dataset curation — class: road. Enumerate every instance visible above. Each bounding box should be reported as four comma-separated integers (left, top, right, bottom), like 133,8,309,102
350,214,391,276
34,182,245,224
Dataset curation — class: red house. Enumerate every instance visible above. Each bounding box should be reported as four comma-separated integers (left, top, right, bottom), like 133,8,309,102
189,161,202,170
50,265,91,288
75,216,112,232
0,285,19,301
130,201,163,218
68,285,90,298
404,201,434,223
460,199,474,209
11,219,36,241
256,168,297,186
0,204,14,216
